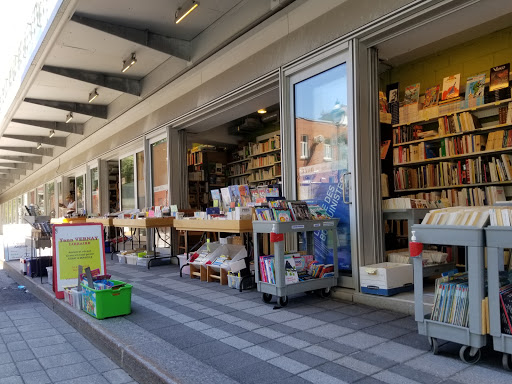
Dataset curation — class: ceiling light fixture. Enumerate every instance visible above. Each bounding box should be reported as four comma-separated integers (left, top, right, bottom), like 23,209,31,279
175,0,199,24
36,143,42,150
65,112,73,123
122,53,137,73
257,108,267,114
49,129,55,138
88,88,99,103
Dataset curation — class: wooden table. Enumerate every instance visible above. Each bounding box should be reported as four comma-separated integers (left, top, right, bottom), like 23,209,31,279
173,219,253,278
50,217,88,224
112,217,175,269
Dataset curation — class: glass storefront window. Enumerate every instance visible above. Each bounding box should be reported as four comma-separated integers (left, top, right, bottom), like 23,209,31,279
151,139,168,206
75,175,85,214
136,151,145,208
46,182,55,218
294,63,351,272
120,155,135,210
37,186,45,215
91,167,100,215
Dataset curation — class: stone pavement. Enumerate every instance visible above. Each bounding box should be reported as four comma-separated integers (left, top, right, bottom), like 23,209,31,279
4,259,512,384
0,268,138,384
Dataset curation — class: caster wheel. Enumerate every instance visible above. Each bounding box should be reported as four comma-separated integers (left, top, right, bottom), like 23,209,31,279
318,288,332,298
428,337,439,355
262,293,272,303
278,296,288,307
459,345,481,364
502,353,512,371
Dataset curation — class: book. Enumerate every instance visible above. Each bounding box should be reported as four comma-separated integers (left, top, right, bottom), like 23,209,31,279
380,140,391,160
490,63,510,92
319,264,334,278
288,201,312,220
465,74,486,100
228,185,241,206
255,208,274,221
308,204,330,220
403,83,420,106
284,256,299,284
273,209,293,222
441,74,460,100
423,85,440,108
220,187,231,210
387,82,399,125
210,189,221,207
268,199,288,209
238,185,251,206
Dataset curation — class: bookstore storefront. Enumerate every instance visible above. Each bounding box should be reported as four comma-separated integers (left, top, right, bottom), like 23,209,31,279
4,1,512,297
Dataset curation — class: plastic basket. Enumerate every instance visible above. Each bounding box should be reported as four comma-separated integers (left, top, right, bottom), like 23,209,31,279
81,280,132,319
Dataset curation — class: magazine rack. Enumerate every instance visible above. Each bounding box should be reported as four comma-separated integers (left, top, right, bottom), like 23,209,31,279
253,218,339,307
411,224,487,364
485,227,512,370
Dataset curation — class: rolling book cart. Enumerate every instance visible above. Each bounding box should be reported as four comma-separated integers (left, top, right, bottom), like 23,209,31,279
253,218,339,307
485,226,512,370
411,224,486,364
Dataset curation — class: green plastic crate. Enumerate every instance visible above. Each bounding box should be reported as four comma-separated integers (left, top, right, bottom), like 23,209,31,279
81,279,132,319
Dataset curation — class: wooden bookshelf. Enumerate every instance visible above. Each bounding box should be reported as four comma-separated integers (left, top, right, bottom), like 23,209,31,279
395,146,512,166
395,179,512,193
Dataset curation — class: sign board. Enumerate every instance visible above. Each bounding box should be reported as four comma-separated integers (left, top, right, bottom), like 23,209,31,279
2,224,31,261
52,223,106,299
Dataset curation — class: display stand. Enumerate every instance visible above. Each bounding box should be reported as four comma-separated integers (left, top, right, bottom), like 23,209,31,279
112,217,174,269
252,218,339,307
411,224,486,364
384,209,455,277
485,227,512,370
24,216,52,283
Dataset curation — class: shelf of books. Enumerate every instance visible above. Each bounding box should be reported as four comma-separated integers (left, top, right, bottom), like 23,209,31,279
386,65,512,208
485,226,512,370
252,200,338,306
411,222,487,363
248,132,281,185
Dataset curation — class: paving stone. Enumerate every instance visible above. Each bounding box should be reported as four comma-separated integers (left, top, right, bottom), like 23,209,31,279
217,323,247,336
26,335,67,349
334,356,382,375
451,365,512,384
262,311,303,323
226,301,257,310
242,345,280,361
299,368,350,384
275,335,311,349
403,353,470,379
0,375,23,384
232,319,261,331
0,363,17,379
200,328,232,340
89,357,119,373
369,341,426,363
317,361,367,382
1,334,22,343
236,331,270,345
268,355,310,374
335,305,376,317
259,339,297,355
287,306,325,316
348,351,397,369
361,310,407,323
15,359,42,374
20,370,51,384
373,370,424,384
102,368,133,384
45,361,96,382
333,316,378,330
392,333,431,352
31,342,76,358
184,339,236,361
387,316,420,331
80,348,107,362
227,361,292,384
389,364,445,384
206,350,261,373
57,374,110,384
215,313,241,323
10,349,35,362
364,323,412,339
283,317,326,330
316,340,359,355
355,377,390,384
266,323,300,335
306,323,354,338
185,320,212,331
285,349,329,367
309,310,350,322
335,331,387,350
0,352,13,365
290,331,328,345
220,335,254,349
39,351,85,369
303,345,343,361
253,327,285,339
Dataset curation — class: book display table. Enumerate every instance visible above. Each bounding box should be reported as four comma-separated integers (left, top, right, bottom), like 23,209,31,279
384,209,455,277
173,219,253,281
253,219,339,307
51,217,88,224
112,217,174,269
86,218,116,259
411,224,486,364
485,227,512,370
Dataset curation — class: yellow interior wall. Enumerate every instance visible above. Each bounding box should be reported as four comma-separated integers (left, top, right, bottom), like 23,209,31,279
385,26,512,97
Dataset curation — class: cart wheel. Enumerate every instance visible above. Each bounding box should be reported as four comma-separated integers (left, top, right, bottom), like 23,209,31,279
502,353,512,371
262,293,272,303
428,337,439,355
318,288,332,298
459,345,481,364
278,296,288,307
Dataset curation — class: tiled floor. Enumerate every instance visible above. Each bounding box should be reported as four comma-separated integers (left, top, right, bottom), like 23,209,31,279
103,259,511,384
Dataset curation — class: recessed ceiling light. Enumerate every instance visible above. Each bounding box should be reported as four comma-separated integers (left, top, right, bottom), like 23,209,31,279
122,53,137,73
65,112,73,123
175,0,199,24
257,108,267,114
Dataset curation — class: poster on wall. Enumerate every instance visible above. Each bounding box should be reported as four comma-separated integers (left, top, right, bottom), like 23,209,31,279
52,223,106,299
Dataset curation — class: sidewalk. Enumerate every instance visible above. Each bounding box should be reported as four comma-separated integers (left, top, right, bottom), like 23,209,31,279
0,268,138,384
4,259,512,384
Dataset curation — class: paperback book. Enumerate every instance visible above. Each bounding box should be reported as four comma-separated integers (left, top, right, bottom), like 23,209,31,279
308,204,330,220
284,256,299,284
403,83,420,106
273,209,293,222
288,201,312,220
490,63,510,92
441,74,460,101
423,85,440,108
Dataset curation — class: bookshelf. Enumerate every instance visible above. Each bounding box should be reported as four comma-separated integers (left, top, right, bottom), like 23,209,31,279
253,218,339,306
247,132,281,185
227,146,251,186
392,99,512,204
187,147,227,210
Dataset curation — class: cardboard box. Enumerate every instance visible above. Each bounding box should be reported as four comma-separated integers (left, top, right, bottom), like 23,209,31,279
359,262,413,296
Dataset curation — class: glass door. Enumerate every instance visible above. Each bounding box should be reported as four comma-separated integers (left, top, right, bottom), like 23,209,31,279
286,44,356,288
120,155,135,210
151,138,168,206
75,174,86,214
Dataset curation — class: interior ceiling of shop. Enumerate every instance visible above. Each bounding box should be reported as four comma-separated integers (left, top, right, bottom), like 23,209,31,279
0,0,285,192
377,0,512,67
